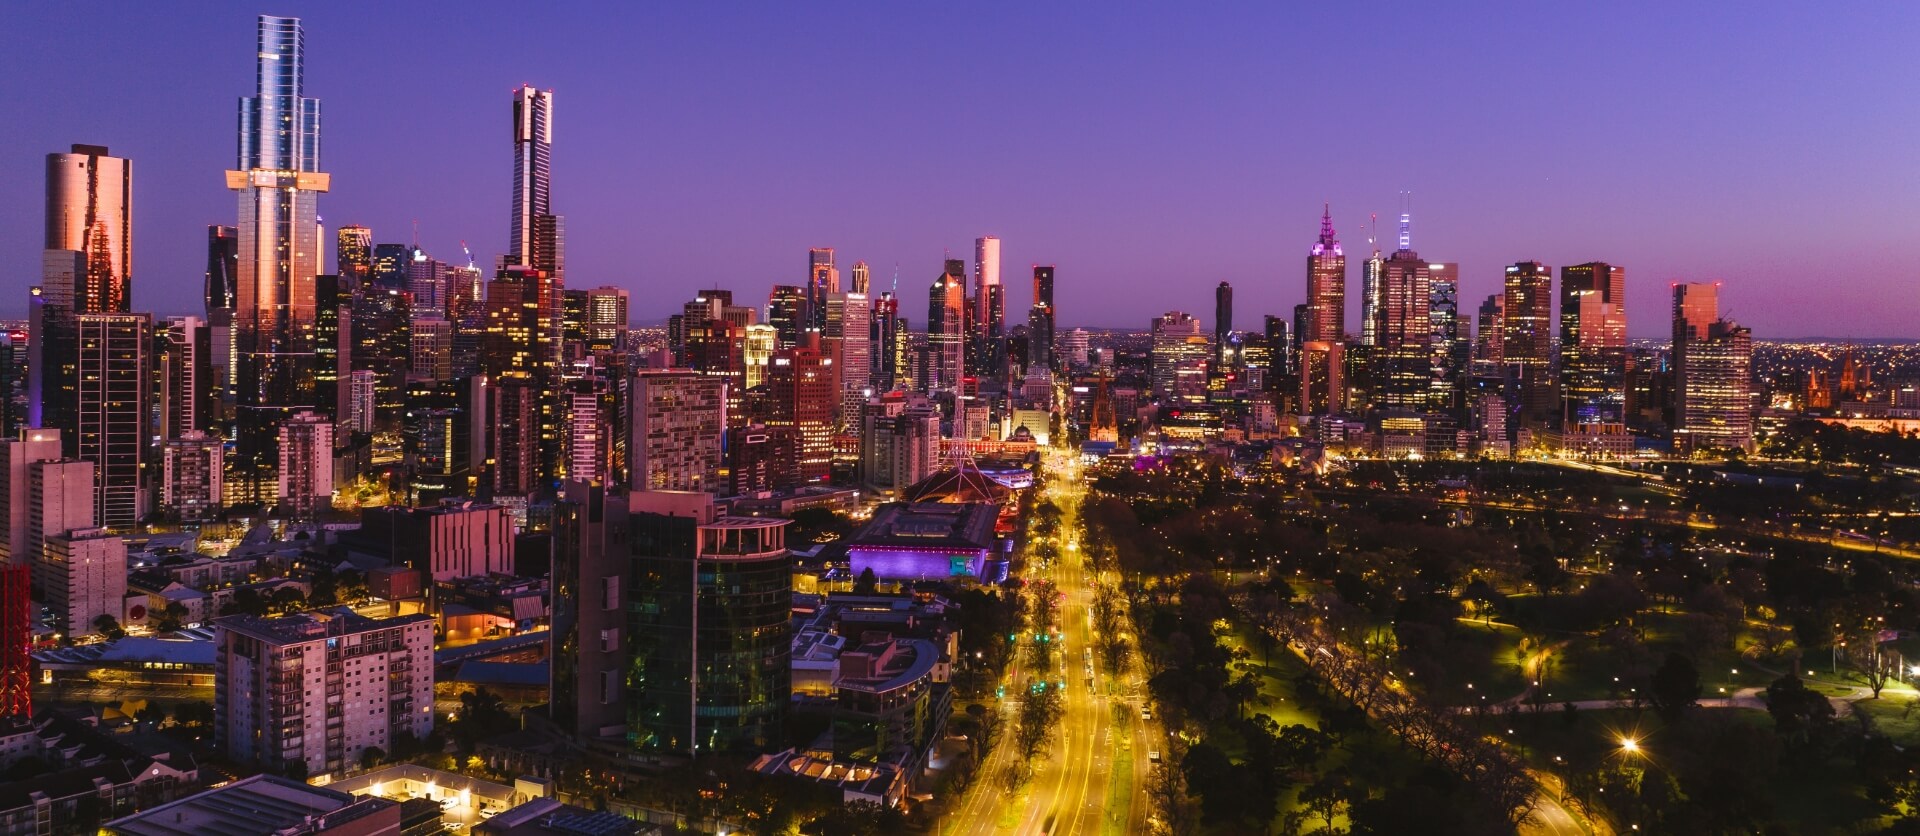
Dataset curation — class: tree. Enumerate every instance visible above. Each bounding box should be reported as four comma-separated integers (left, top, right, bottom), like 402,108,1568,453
853,567,878,595
133,702,167,727
360,746,386,770
1649,652,1701,724
154,601,190,633
1764,674,1835,747
92,614,125,640
1297,768,1353,832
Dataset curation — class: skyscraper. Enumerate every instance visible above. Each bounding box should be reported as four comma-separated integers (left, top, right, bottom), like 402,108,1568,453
76,313,149,529
205,225,239,313
1428,262,1466,414
1475,294,1505,367
585,286,629,355
509,86,555,271
1150,311,1207,403
767,285,806,350
276,410,333,518
1360,215,1384,348
335,224,371,283
551,482,630,739
1374,219,1433,411
807,248,839,332
1675,319,1753,454
1671,281,1722,437
1305,206,1345,344
1502,261,1555,428
1561,262,1628,423
1027,265,1056,373
971,237,1002,378
768,340,836,484
629,370,725,492
850,260,872,296
926,260,967,394
46,144,132,315
826,292,872,424
228,15,328,501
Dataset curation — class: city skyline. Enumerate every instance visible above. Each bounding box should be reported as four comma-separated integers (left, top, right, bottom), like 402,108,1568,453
5,3,1918,338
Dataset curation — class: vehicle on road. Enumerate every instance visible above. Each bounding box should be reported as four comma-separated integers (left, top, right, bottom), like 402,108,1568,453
1148,750,1161,764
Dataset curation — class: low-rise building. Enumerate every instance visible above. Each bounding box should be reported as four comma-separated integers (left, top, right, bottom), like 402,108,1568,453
103,774,399,836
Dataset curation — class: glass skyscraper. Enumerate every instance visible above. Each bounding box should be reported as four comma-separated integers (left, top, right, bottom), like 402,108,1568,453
227,15,329,500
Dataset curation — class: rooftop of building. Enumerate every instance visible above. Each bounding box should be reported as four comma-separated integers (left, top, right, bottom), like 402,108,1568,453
475,798,643,836
900,464,1011,504
213,607,432,645
35,635,216,669
103,774,387,836
836,636,940,695
848,502,997,552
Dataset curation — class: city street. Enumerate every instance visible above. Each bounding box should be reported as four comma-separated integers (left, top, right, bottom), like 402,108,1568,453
947,449,1155,835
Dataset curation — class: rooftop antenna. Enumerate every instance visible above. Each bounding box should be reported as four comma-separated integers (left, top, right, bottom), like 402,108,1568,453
890,263,900,296
411,219,420,250
460,241,475,269
1368,212,1378,255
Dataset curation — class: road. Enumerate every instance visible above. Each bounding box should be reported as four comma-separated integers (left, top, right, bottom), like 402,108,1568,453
947,449,1156,835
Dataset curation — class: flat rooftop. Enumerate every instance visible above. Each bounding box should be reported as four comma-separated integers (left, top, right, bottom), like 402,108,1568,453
847,502,996,552
104,774,390,836
214,607,433,645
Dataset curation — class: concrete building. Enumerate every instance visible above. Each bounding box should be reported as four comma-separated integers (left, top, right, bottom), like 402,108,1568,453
550,482,630,740
277,410,333,517
0,429,65,567
213,609,435,777
161,432,223,522
341,501,515,582
76,312,150,529
629,369,725,493
860,394,940,495
28,459,95,589
42,527,127,637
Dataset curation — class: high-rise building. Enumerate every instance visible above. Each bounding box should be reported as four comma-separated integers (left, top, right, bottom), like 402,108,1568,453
1373,224,1432,411
228,16,329,501
926,260,967,394
344,370,375,435
1561,262,1628,423
157,316,213,440
1305,206,1345,344
1475,294,1505,367
859,394,940,494
1210,282,1235,391
971,237,1003,378
509,86,555,271
0,429,67,568
1298,341,1345,416
743,324,778,390
162,432,224,523
1150,312,1208,404
42,528,126,638
807,248,839,333
485,376,541,499
75,313,149,529
563,376,610,485
1360,218,1384,348
585,286,629,355
551,483,630,739
334,224,371,283
629,370,725,492
205,226,240,404
628,493,792,755
1671,281,1720,435
769,341,836,484
767,285,807,351
276,410,333,518
206,224,239,314
1501,261,1555,425
27,459,95,592
409,317,453,382
213,610,434,776
1676,319,1754,454
1428,262,1466,414
825,292,872,424
1027,266,1056,373
405,251,450,315
47,144,132,315
870,293,905,392
726,423,798,495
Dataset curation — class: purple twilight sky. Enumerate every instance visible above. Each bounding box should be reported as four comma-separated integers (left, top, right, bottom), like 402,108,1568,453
4,2,1917,338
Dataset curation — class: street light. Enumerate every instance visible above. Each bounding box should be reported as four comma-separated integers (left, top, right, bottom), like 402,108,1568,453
1619,737,1639,754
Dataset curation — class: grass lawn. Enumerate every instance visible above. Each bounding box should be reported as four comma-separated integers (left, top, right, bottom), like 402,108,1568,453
1853,686,1920,746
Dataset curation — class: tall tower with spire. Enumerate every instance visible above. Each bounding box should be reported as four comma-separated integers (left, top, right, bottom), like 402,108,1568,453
226,15,329,500
1376,205,1434,410
1305,205,1345,344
